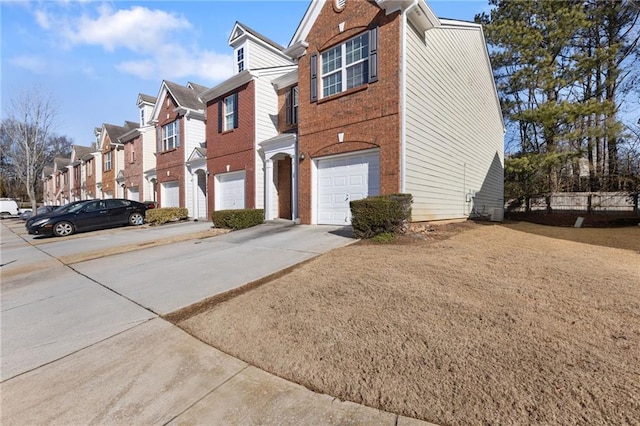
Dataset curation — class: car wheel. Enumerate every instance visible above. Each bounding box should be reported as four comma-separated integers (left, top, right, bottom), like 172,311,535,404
128,212,144,226
0,212,10,219
53,221,74,237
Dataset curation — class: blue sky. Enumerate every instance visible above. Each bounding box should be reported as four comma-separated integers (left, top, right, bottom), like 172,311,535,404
1,1,491,147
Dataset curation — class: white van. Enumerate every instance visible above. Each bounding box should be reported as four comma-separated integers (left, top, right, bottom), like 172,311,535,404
0,198,21,218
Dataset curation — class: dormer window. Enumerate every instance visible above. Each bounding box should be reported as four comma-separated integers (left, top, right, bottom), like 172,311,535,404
140,109,145,126
237,47,245,72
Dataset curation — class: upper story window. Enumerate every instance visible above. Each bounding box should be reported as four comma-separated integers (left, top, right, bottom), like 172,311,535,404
87,160,93,176
130,145,136,163
104,151,112,171
161,121,180,151
104,151,113,171
217,93,239,133
237,47,245,73
140,109,145,126
310,27,378,102
285,86,299,125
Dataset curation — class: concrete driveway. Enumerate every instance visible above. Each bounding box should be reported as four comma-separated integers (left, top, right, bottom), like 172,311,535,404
1,220,432,425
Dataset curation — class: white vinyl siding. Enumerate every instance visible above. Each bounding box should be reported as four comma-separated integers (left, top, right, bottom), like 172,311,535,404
246,39,292,70
254,76,284,209
183,117,206,218
404,22,504,221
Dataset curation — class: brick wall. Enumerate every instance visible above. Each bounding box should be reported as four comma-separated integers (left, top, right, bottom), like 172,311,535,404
101,134,116,197
85,158,95,199
156,94,186,207
296,1,402,224
205,81,256,212
123,133,144,199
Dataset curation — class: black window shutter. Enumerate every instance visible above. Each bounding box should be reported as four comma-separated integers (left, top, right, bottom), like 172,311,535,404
368,26,379,83
310,54,318,102
285,90,292,125
217,100,223,133
233,92,239,129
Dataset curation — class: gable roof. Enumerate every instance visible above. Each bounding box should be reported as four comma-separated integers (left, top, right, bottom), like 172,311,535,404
229,21,286,52
165,80,208,110
99,122,139,150
53,157,70,173
137,93,157,106
289,0,440,48
186,147,207,164
150,81,209,123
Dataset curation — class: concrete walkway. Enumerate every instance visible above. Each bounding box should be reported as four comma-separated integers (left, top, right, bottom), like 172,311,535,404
1,221,434,425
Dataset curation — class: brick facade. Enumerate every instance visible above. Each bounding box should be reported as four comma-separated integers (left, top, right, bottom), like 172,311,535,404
156,94,186,208
85,157,96,199
205,81,256,213
297,1,402,223
123,133,144,199
101,136,117,198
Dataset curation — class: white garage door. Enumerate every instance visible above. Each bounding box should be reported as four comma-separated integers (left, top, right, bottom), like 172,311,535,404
216,171,245,210
162,181,179,208
127,187,139,202
317,151,380,225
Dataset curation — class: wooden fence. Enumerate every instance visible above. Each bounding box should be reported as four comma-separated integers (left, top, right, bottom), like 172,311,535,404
514,192,639,213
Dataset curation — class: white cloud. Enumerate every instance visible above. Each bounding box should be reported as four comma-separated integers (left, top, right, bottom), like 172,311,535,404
31,3,233,84
63,5,191,52
34,9,51,29
10,55,48,74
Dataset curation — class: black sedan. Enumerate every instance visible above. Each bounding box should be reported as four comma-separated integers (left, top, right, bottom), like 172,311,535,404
27,199,149,237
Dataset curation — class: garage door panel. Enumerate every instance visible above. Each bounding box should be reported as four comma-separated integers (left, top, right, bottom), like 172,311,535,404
216,171,245,210
316,151,380,225
162,181,179,208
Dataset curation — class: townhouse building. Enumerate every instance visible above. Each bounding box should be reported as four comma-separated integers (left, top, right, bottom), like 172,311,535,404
68,145,94,201
199,22,296,217
149,81,208,218
119,94,157,202
284,0,504,224
96,121,139,199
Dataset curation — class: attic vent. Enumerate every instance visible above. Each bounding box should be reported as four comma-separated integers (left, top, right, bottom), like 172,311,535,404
334,0,346,11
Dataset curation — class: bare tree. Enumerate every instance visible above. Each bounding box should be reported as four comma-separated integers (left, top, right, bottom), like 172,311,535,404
2,87,58,210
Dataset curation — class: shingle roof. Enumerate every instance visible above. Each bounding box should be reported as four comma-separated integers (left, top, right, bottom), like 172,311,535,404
188,82,209,93
103,122,139,143
164,80,208,111
139,93,157,104
235,21,286,52
72,145,94,158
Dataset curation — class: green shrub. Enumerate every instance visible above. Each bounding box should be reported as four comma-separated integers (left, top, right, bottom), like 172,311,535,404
212,209,264,230
350,193,412,239
146,207,189,225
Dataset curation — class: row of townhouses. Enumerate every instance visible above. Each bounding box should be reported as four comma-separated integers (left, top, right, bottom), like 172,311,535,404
43,0,505,225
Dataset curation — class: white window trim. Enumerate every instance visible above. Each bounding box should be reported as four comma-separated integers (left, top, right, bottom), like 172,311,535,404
162,121,179,151
320,33,369,98
224,95,235,131
105,151,112,171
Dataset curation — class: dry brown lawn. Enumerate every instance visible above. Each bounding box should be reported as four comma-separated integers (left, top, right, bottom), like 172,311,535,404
177,222,640,425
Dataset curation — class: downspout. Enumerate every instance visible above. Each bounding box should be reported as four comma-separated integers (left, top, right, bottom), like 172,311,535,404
400,0,419,194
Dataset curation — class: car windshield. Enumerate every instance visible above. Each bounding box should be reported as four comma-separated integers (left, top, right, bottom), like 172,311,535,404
66,203,88,213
